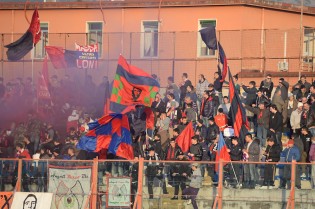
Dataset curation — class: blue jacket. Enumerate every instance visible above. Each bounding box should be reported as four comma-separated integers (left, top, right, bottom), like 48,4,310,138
281,145,301,162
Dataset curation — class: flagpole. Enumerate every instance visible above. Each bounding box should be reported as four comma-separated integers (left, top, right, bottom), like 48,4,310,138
31,46,34,84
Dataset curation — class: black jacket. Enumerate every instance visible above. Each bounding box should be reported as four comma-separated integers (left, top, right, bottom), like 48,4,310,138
164,145,182,160
149,140,164,160
145,154,163,176
229,144,243,161
201,97,214,118
152,100,166,114
269,111,283,132
242,85,257,105
189,143,203,161
195,125,207,140
265,144,281,162
206,124,220,141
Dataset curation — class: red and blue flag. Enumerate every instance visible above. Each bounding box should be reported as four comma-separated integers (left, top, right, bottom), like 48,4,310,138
110,55,160,113
5,9,41,61
215,132,231,171
228,68,249,144
45,46,80,69
77,114,134,160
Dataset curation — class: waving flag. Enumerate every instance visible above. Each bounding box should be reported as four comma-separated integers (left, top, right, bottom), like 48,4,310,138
218,42,228,82
45,46,79,69
45,46,67,69
228,68,248,144
175,122,194,153
5,9,41,61
215,132,231,171
77,114,134,160
199,25,217,50
110,55,160,113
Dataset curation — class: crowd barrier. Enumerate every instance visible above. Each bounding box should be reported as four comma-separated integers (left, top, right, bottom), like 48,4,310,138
0,158,314,209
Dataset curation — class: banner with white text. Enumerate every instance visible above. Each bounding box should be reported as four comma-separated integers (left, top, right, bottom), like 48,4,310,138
75,43,98,69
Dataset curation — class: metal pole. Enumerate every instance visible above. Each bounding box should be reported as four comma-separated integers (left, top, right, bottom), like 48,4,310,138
91,158,98,209
286,160,296,209
172,31,175,80
217,159,224,209
1,34,4,78
130,32,132,64
16,159,23,191
136,157,144,209
299,0,304,73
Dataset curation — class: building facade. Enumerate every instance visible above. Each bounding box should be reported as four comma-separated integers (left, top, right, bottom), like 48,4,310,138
0,0,315,86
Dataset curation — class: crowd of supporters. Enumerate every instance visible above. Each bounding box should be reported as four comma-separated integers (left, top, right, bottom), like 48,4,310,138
1,72,315,208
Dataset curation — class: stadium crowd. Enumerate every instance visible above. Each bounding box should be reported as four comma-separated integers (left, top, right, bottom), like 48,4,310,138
1,72,315,208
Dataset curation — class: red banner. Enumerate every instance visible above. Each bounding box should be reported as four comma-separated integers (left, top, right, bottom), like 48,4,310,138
37,57,51,100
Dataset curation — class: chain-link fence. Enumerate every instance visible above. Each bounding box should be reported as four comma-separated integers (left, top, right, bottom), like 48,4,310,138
1,29,314,87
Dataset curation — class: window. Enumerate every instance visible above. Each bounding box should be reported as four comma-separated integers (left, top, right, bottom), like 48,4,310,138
142,21,159,57
303,27,314,64
34,23,48,59
198,20,216,57
87,22,103,57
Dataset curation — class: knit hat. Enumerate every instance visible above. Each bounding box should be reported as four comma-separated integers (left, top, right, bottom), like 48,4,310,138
287,139,294,145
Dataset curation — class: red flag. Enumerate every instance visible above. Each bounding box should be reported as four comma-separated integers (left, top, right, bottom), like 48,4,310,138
29,8,41,45
37,58,51,100
215,132,231,172
42,57,49,85
175,122,194,153
45,46,67,69
144,107,155,129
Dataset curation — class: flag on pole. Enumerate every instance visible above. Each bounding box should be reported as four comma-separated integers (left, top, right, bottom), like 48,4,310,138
215,132,231,171
5,9,41,61
175,122,194,153
218,42,228,82
228,68,249,144
109,55,160,113
199,25,217,50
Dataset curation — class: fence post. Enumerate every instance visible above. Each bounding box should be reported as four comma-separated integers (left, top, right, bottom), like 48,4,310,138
16,159,22,191
91,158,98,209
136,157,144,209
217,159,224,209
286,160,296,209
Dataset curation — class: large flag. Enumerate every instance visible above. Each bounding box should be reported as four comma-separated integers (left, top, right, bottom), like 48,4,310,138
218,42,228,82
228,68,248,144
199,25,217,50
37,57,51,100
77,114,134,160
175,122,194,153
45,46,79,69
215,132,231,171
5,9,41,61
110,55,160,113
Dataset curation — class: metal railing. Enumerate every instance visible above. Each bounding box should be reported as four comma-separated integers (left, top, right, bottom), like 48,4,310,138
1,158,314,209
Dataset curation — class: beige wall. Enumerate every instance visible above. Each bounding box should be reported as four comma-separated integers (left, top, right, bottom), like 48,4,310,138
0,5,315,87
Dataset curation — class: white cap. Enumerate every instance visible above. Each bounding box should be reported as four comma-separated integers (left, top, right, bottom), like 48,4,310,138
298,102,303,108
